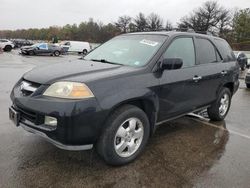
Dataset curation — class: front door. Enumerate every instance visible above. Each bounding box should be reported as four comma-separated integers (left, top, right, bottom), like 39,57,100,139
37,43,49,54
158,36,198,121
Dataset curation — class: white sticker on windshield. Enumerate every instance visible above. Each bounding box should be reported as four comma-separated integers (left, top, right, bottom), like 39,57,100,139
140,39,159,47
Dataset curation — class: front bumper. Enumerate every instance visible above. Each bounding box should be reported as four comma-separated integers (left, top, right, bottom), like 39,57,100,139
20,50,28,54
10,81,108,150
20,123,93,150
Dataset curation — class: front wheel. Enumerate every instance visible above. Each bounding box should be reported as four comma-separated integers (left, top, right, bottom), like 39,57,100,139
97,105,150,166
4,45,12,52
28,51,35,55
207,88,231,121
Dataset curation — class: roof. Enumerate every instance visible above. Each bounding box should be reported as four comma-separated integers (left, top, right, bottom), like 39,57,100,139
125,31,222,40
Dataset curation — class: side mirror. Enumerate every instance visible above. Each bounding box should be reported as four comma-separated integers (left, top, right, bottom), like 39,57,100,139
161,58,183,70
36,47,40,50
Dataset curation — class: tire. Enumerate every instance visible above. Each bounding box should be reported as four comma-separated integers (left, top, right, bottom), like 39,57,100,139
28,51,35,55
97,105,150,166
4,45,12,52
246,84,250,88
207,88,231,121
54,50,60,56
241,63,246,71
82,49,87,55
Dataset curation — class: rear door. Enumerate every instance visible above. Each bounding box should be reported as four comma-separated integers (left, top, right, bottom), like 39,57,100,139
213,38,239,92
193,37,225,105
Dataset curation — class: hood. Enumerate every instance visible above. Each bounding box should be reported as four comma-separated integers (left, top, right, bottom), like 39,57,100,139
23,60,138,84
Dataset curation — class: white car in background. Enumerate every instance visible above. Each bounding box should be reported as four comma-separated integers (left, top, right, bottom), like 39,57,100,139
0,39,15,52
60,41,91,54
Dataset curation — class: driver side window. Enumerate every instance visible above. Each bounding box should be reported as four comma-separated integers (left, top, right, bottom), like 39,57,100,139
38,43,47,49
163,37,195,68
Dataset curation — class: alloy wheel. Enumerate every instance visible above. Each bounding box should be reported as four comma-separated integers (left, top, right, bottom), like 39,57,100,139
219,93,229,116
114,117,144,158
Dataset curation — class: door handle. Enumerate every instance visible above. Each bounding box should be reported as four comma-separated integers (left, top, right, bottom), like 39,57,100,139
221,70,227,75
193,76,202,82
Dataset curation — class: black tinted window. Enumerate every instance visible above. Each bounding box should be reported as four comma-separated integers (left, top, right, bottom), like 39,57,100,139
196,38,217,64
163,37,195,67
214,39,235,62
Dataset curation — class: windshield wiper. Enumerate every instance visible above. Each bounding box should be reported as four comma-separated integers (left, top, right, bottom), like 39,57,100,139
90,59,123,66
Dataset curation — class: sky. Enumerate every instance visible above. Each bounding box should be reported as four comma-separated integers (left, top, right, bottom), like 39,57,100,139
0,0,249,30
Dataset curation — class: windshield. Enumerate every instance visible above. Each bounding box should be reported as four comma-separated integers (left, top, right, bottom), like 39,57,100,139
84,34,167,67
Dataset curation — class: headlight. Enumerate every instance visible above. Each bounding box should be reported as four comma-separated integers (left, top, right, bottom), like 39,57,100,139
43,81,94,99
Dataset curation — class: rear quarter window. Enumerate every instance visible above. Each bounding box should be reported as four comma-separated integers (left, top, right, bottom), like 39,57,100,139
214,39,235,62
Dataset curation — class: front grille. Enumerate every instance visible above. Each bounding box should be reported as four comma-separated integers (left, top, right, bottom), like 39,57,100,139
14,105,44,125
19,80,40,96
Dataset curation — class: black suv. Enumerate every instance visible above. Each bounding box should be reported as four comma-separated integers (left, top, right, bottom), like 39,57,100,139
9,32,239,165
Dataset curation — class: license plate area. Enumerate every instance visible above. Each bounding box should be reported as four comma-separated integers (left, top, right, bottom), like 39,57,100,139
9,107,20,127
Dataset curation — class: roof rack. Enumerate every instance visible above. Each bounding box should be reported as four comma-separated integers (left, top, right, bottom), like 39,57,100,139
157,27,214,36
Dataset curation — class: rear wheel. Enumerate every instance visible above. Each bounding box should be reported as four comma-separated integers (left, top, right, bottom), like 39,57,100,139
97,105,150,166
4,45,12,52
54,50,60,56
207,88,231,121
82,49,87,55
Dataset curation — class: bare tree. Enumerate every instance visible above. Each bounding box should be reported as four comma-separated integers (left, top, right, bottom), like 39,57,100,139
178,1,231,35
134,13,148,32
128,23,136,33
165,20,173,31
147,13,163,31
115,15,132,33
216,8,232,36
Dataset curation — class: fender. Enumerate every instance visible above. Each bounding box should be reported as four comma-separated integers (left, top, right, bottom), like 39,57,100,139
97,88,159,112
95,88,160,135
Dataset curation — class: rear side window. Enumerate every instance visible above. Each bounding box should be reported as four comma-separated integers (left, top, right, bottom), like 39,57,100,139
214,39,235,62
196,38,217,64
163,37,195,68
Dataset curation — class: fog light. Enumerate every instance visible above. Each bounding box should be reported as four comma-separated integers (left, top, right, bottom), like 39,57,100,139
44,116,57,126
